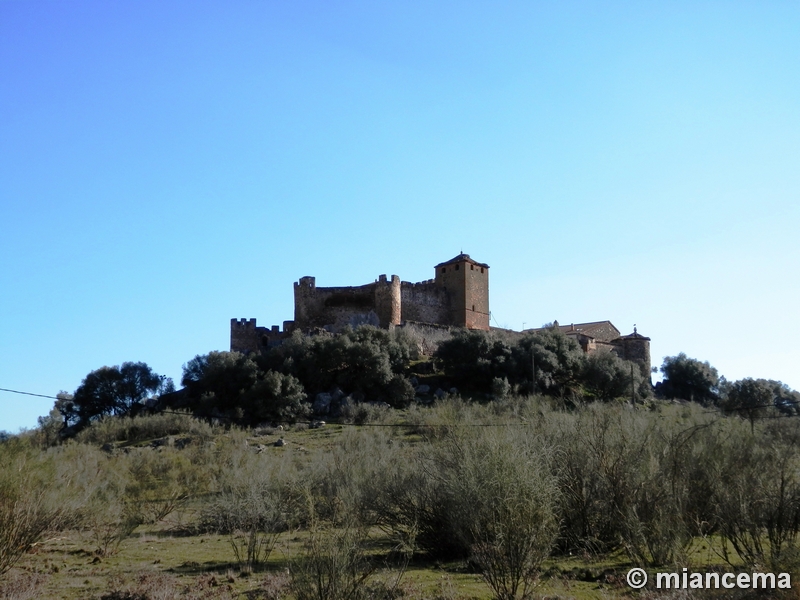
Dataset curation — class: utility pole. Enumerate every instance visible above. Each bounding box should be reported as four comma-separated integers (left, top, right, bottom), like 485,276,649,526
630,324,637,406
532,349,537,396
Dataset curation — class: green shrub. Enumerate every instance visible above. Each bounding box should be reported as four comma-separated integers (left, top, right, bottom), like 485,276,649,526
657,353,720,404
435,328,586,398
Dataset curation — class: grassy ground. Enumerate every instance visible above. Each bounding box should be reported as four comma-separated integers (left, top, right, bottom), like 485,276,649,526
11,526,646,599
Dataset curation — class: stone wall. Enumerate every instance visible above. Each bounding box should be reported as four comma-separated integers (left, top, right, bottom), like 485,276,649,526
230,318,292,354
434,262,465,325
400,280,450,325
230,318,260,354
464,262,489,330
293,275,401,332
612,336,652,378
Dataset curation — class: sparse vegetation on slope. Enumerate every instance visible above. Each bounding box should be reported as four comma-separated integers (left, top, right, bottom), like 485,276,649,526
5,397,800,599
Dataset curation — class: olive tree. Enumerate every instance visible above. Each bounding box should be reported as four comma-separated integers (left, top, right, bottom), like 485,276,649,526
181,351,308,423
66,362,167,428
723,378,776,433
657,353,720,404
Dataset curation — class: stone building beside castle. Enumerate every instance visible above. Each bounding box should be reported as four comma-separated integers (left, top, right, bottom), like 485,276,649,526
231,253,651,376
528,321,651,377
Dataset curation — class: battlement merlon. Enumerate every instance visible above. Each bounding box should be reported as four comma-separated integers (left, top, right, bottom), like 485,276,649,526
230,318,260,353
296,276,316,289
377,274,401,284
231,318,258,330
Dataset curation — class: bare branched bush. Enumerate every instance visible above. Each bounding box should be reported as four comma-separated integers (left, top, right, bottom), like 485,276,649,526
441,426,559,600
539,405,641,555
371,404,560,599
711,417,800,572
0,571,49,600
46,443,147,556
289,505,380,600
288,430,414,599
340,401,394,426
84,460,142,556
544,403,719,565
199,440,296,570
125,447,207,524
619,414,708,567
0,441,68,576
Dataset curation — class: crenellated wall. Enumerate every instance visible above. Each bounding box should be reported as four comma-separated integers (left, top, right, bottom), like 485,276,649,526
400,280,450,325
293,275,401,332
230,318,293,354
230,318,260,354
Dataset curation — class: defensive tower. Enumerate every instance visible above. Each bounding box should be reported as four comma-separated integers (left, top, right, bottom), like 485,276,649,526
434,253,490,330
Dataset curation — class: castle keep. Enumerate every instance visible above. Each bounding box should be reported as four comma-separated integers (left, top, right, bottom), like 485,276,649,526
230,253,650,375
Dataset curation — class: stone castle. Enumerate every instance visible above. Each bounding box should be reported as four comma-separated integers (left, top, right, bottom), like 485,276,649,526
231,253,651,376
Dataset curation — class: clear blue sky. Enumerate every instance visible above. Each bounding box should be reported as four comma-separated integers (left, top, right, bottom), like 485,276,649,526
2,1,798,432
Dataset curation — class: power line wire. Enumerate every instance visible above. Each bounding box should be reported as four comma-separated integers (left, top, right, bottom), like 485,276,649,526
0,387,59,400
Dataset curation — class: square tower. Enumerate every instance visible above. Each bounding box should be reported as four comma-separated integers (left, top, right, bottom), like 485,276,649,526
434,253,490,330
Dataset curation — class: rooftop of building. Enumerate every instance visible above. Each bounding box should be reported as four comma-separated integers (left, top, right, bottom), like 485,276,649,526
434,253,490,269
526,320,622,342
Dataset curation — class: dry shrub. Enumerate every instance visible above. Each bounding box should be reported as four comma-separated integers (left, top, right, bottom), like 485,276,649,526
289,430,413,600
258,571,291,600
0,441,69,576
199,439,297,569
0,571,49,600
441,426,559,600
85,463,142,556
539,402,721,566
125,447,207,524
289,519,377,600
76,411,215,446
102,571,182,600
101,571,244,600
712,417,800,573
340,401,394,426
46,444,145,555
